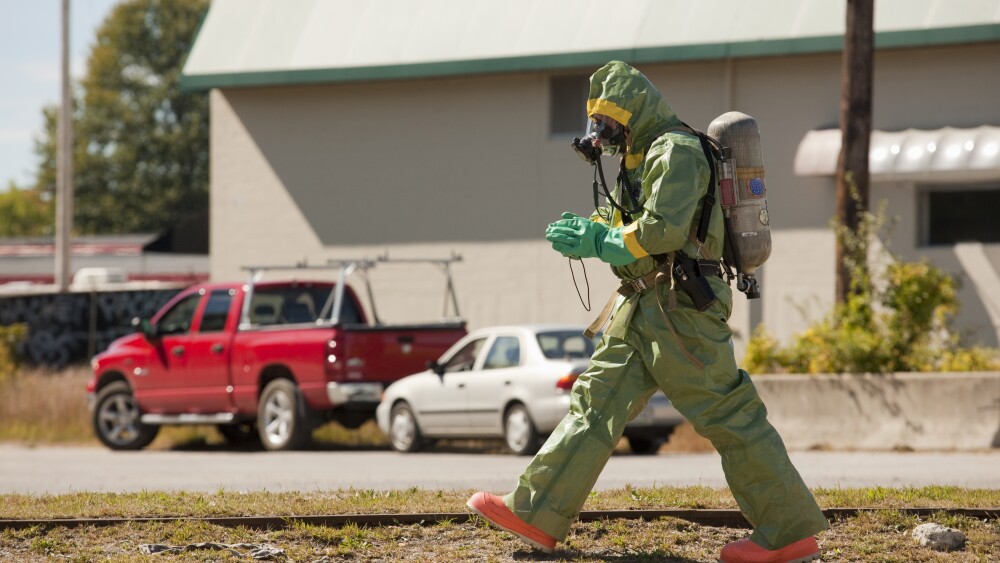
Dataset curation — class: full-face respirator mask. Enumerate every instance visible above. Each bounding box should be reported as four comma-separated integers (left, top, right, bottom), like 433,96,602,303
571,117,627,165
564,114,636,311
568,114,642,223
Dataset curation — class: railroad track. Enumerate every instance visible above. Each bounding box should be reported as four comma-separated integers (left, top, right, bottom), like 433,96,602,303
2,507,997,531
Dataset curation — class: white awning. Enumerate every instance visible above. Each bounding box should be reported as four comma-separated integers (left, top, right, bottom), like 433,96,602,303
794,125,1000,182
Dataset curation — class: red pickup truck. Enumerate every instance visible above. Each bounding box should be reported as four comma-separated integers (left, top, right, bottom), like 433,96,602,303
87,258,467,451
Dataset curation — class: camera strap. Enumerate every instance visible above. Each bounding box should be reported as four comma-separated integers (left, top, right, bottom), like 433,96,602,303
567,257,591,312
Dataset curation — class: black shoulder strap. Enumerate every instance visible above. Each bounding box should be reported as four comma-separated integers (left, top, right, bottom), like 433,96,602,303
660,124,720,252
693,132,718,248
656,125,736,280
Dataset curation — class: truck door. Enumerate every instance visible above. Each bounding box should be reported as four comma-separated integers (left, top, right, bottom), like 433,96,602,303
179,288,238,413
131,291,203,411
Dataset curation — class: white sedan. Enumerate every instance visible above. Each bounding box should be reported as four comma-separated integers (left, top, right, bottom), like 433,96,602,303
375,325,684,455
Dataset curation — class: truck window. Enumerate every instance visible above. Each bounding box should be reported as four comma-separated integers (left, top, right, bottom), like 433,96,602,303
483,336,520,369
338,293,362,325
443,338,487,373
158,294,202,336
250,285,334,326
199,290,233,332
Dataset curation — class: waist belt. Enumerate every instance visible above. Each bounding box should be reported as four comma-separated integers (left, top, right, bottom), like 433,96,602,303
618,260,722,298
585,256,722,370
584,259,723,339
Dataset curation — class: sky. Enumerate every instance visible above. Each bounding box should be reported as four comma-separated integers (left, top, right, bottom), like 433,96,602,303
0,0,122,190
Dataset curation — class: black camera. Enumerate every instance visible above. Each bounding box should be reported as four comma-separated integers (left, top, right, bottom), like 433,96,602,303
672,253,719,312
571,134,601,165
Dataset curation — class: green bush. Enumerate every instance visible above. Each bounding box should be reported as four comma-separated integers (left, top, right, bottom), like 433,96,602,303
744,201,999,374
0,324,27,381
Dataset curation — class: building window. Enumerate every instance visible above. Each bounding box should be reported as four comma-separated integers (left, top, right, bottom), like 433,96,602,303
549,74,589,136
920,184,1000,245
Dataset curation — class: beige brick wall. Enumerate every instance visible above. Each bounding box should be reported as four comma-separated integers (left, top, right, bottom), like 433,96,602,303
209,42,1000,355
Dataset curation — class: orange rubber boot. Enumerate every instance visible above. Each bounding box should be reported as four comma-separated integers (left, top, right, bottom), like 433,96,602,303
466,492,557,553
719,536,820,563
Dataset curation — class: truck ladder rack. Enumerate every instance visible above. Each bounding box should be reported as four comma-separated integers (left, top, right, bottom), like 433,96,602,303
239,254,463,328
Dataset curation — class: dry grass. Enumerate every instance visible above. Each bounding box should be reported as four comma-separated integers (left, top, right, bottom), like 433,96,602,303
3,513,996,562
3,486,998,522
0,366,708,455
0,366,391,450
660,422,715,454
4,369,997,560
0,366,93,444
1,488,998,561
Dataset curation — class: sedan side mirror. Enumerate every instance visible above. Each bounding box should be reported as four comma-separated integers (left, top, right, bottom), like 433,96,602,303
427,360,445,378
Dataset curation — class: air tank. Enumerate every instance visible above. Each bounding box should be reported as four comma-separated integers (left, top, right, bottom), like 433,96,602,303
707,111,771,299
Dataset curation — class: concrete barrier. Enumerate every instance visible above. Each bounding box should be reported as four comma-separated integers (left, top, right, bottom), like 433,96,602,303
752,372,1000,451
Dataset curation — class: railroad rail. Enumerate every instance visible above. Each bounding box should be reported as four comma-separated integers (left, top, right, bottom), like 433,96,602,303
1,507,997,531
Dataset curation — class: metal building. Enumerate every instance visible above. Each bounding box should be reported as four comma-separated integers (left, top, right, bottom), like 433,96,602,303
181,0,1000,354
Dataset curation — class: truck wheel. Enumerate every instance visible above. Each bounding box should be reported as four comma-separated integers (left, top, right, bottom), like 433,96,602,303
257,379,311,451
92,381,159,451
389,402,425,453
504,403,540,455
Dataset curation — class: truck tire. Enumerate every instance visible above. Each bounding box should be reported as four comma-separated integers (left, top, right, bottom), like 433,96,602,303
504,403,540,455
92,381,159,451
389,402,425,453
257,379,311,451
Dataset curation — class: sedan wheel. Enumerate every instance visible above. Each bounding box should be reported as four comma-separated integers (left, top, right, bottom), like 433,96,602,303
257,379,310,451
389,402,424,453
92,381,159,450
504,404,539,455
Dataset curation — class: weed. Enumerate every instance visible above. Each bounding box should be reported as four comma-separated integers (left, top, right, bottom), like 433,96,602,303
0,367,92,444
18,510,978,562
29,535,63,556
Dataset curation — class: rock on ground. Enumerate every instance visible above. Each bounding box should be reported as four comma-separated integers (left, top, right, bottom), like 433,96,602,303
911,523,966,551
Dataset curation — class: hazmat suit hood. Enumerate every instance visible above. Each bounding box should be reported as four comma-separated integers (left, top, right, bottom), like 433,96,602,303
586,61,683,170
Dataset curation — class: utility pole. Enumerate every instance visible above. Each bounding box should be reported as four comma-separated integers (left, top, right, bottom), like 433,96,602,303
835,0,874,304
55,0,74,291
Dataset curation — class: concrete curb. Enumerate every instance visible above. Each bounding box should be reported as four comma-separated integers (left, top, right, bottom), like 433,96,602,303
752,372,1000,451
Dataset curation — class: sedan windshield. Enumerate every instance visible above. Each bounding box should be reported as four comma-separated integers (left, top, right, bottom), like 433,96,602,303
536,331,596,360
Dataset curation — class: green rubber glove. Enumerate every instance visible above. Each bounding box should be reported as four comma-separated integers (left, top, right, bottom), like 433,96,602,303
545,212,636,266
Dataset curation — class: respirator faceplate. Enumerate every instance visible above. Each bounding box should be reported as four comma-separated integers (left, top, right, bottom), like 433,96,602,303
571,115,627,164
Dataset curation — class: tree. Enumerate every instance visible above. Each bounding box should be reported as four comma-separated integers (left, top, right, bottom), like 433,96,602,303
835,0,874,304
0,181,53,237
35,0,209,234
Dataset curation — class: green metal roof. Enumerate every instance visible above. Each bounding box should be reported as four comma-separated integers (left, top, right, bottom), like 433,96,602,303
180,0,1000,91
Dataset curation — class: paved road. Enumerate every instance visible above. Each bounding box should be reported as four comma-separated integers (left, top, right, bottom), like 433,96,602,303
3,445,999,494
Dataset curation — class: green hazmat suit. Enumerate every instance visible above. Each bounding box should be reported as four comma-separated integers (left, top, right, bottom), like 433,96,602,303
505,61,829,550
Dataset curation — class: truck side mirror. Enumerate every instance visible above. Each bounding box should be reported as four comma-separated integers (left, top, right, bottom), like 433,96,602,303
428,360,445,377
131,317,158,340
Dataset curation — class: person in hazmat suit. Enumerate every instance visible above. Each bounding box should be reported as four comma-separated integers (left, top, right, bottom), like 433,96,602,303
467,61,828,563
